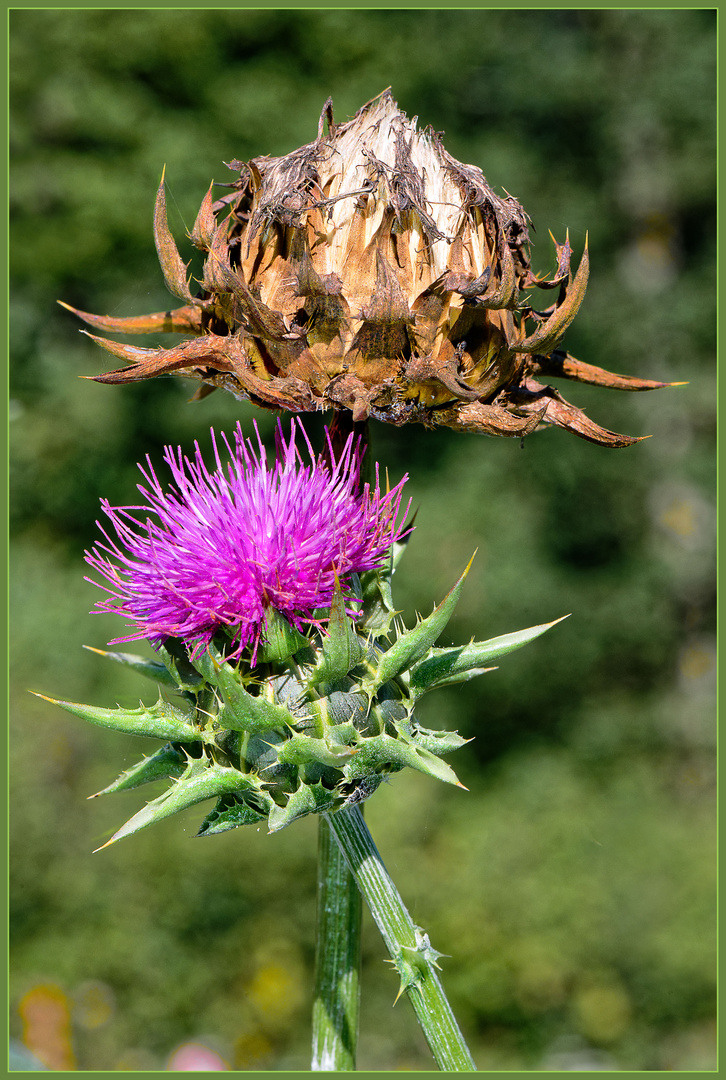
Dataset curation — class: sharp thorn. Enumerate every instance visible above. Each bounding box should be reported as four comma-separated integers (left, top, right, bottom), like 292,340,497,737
92,836,117,853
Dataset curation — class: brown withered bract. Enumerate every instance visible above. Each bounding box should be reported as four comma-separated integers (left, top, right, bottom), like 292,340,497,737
61,90,677,447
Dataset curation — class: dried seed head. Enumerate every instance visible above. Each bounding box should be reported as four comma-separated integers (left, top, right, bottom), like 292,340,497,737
65,90,677,446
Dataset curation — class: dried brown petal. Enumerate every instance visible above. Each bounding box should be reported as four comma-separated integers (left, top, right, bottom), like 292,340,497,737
153,171,195,304
190,182,217,251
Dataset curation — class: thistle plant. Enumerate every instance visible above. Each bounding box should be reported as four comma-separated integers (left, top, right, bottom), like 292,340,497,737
47,89,674,1070
37,420,562,1069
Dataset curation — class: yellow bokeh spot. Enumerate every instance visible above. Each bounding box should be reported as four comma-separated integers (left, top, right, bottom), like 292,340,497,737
679,644,715,682
248,962,303,1020
659,498,697,540
233,1030,273,1069
573,982,631,1043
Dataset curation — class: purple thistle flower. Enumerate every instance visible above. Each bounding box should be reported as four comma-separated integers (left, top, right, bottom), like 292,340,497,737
85,420,410,662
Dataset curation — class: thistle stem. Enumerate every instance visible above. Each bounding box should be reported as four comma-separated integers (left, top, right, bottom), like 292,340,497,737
312,408,370,1072
311,815,362,1070
325,804,476,1072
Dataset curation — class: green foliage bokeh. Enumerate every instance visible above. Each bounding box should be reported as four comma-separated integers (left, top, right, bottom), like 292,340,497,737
10,8,715,1071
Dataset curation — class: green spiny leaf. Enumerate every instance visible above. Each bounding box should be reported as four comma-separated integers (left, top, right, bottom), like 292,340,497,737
361,555,475,696
89,743,188,797
389,927,448,1003
412,666,496,692
267,780,339,833
191,646,295,733
326,721,360,747
409,615,568,697
156,639,205,692
405,724,470,756
83,646,178,689
274,732,357,769
310,580,363,686
342,732,463,788
96,758,264,849
32,692,208,743
357,559,397,637
257,609,310,664
196,793,270,836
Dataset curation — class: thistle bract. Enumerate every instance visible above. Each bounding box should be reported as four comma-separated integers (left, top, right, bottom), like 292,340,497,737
39,423,565,846
63,90,675,447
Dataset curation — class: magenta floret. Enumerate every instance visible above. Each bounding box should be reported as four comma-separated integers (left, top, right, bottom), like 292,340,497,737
85,420,410,660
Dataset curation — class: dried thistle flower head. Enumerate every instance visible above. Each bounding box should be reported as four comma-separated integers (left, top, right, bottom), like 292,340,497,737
63,90,675,447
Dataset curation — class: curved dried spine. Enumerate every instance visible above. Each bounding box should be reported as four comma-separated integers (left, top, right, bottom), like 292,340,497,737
58,301,205,336
530,350,680,392
66,90,674,447
515,242,590,355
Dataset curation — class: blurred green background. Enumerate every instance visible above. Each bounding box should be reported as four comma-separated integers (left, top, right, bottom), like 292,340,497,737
9,8,715,1072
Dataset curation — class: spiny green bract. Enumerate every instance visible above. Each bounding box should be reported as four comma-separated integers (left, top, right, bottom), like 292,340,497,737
37,544,564,848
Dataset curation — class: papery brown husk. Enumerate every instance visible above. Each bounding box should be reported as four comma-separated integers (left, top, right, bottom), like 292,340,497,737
64,90,678,447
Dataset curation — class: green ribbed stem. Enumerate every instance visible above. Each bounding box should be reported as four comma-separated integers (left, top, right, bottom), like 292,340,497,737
311,815,362,1070
326,804,476,1072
